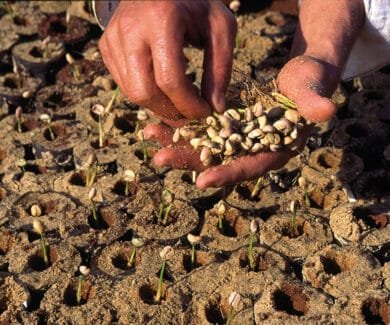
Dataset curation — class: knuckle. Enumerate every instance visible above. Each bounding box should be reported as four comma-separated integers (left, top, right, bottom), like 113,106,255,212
156,74,180,93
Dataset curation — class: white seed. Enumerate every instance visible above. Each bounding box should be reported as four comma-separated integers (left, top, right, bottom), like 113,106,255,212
136,110,148,121
32,220,44,235
206,116,218,127
65,10,71,24
206,127,218,139
79,265,90,276
211,136,225,146
270,144,282,152
240,137,253,151
85,152,97,168
273,118,291,132
252,102,263,117
211,147,223,155
266,107,284,120
42,36,51,46
217,115,231,129
17,158,26,167
298,176,307,189
284,136,294,145
162,191,174,204
15,106,23,119
244,107,254,122
65,53,75,65
251,142,263,153
179,128,194,140
131,237,144,247
124,169,136,182
257,115,267,129
229,133,243,143
228,291,241,310
200,147,212,166
290,127,298,140
250,220,258,233
137,130,145,141
290,200,298,213
88,187,97,201
224,139,235,156
187,234,202,245
92,104,105,116
284,109,300,124
31,204,42,217
217,201,226,215
22,90,32,99
242,121,255,134
39,114,51,123
229,0,241,12
190,138,202,150
248,128,263,139
225,109,241,121
201,139,213,148
160,246,174,260
262,124,275,133
219,128,232,139
172,128,181,143
260,137,270,146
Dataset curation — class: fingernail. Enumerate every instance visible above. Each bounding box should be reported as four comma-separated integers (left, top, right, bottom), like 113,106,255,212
214,94,226,113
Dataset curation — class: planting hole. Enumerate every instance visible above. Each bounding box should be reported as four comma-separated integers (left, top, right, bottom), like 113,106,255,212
28,247,58,271
112,180,137,197
49,21,67,34
88,212,109,230
4,77,18,89
236,183,261,202
239,253,275,272
43,124,66,141
317,152,339,169
273,284,308,316
29,47,43,58
217,213,245,238
155,266,174,282
361,298,389,325
13,16,27,26
114,115,136,133
182,252,209,272
69,171,86,186
111,250,135,270
205,302,225,325
43,92,67,109
281,219,305,238
345,123,368,138
64,281,93,307
18,119,40,133
26,288,45,311
320,256,341,275
24,163,47,175
181,172,194,184
354,207,389,229
139,284,157,305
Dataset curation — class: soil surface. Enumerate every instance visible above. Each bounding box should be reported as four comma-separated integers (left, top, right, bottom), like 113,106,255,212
0,1,389,324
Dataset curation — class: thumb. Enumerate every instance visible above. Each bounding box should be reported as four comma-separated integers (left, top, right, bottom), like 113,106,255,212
277,55,338,123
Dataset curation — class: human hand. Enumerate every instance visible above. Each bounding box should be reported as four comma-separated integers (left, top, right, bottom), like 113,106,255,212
98,0,237,126
143,55,338,189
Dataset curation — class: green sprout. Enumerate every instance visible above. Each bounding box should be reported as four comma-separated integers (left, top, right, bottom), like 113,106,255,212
40,114,55,140
271,92,298,110
17,158,26,174
250,176,263,199
248,220,258,271
298,176,310,207
216,201,226,230
155,246,173,303
88,187,98,222
104,86,120,115
158,189,174,225
91,104,105,148
187,234,201,271
137,130,148,161
127,238,144,268
15,106,22,133
290,200,299,236
227,291,241,325
77,265,90,305
84,152,98,187
65,53,80,82
32,220,49,266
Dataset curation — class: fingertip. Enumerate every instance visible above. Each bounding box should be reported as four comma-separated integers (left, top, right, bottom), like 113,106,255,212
297,94,337,123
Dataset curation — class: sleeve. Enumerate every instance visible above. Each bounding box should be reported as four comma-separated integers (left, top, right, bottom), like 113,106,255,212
341,0,390,80
92,0,120,30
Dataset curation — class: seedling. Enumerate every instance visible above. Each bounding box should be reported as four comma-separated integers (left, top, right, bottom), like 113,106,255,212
298,176,310,207
250,176,263,199
272,92,298,110
17,158,26,174
135,109,148,134
32,220,49,266
216,201,226,230
127,237,144,268
158,189,174,225
40,114,55,140
227,291,241,325
155,246,173,302
65,53,80,82
15,106,22,133
137,130,148,161
104,87,120,115
41,36,51,59
88,187,98,222
92,104,105,148
123,169,136,196
65,10,71,33
30,204,42,217
84,152,97,187
191,171,197,184
187,234,201,271
77,265,90,305
12,57,22,89
248,220,258,271
290,200,299,236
